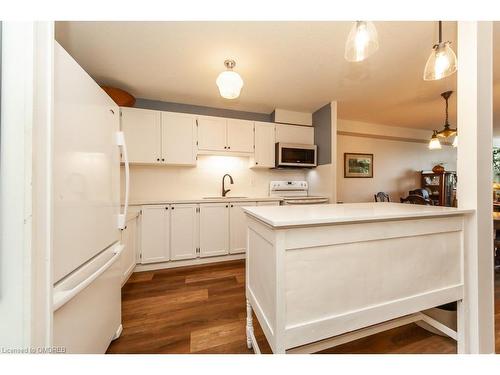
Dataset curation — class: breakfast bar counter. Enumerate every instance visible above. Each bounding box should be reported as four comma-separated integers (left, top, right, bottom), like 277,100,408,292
242,202,473,354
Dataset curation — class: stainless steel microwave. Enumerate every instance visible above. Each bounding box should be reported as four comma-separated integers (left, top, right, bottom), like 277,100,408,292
275,143,317,168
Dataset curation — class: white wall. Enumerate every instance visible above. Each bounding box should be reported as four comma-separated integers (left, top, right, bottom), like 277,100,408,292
336,120,457,203
122,155,306,203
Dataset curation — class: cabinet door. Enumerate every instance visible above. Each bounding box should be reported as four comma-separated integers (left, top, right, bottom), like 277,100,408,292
140,206,170,264
229,202,256,254
170,204,198,261
226,119,254,152
275,124,314,145
197,116,227,151
254,122,276,167
120,217,137,284
120,107,161,163
199,203,229,257
161,112,197,165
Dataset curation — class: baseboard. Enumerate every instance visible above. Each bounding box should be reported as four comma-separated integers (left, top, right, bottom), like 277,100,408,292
133,253,246,272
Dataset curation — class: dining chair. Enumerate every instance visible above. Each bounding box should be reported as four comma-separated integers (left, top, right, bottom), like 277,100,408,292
400,195,432,205
374,192,390,202
409,188,431,200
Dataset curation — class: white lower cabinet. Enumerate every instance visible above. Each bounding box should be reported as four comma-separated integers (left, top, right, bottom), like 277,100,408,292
229,202,256,254
137,200,282,267
120,215,138,284
140,205,170,264
170,204,198,261
199,203,229,257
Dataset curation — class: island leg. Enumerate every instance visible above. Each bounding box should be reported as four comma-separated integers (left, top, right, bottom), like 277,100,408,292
246,299,254,349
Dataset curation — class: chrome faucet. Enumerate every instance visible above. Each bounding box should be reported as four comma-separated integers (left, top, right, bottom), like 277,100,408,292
222,174,234,197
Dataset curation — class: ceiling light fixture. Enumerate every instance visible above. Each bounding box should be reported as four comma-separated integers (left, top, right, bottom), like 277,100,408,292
344,21,379,62
429,90,457,150
429,131,442,150
423,21,457,81
216,59,244,99
436,90,457,138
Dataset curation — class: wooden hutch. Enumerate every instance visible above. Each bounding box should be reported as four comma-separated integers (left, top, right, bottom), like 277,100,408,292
421,170,457,207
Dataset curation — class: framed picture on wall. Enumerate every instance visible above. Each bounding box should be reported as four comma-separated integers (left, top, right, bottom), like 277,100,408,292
344,153,374,178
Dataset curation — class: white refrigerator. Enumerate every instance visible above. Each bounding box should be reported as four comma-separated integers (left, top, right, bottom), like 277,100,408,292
52,42,130,353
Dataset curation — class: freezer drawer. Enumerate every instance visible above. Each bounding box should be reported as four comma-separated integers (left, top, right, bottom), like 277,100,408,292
53,243,123,354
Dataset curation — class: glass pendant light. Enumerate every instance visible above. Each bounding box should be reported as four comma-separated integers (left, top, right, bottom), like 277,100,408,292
216,59,244,99
423,21,457,81
429,131,442,150
344,21,379,62
452,135,458,148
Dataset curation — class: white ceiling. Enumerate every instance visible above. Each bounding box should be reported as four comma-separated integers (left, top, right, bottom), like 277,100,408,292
55,21,500,134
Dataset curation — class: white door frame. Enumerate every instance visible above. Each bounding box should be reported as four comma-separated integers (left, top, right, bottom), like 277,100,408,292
457,21,495,354
0,21,54,350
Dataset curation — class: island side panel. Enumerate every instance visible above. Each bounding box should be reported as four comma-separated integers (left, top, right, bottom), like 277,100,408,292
282,216,465,350
246,216,278,352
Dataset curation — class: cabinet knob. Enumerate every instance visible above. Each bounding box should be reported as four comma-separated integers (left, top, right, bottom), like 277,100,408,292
226,205,228,208
171,207,175,210
230,204,233,207
255,162,258,165
228,146,231,149
161,158,165,162
157,158,160,161
224,146,227,149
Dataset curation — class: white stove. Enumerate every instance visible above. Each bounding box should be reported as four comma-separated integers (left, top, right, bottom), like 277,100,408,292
269,181,329,205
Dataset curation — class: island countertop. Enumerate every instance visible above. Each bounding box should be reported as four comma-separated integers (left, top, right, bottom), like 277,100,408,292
243,202,473,228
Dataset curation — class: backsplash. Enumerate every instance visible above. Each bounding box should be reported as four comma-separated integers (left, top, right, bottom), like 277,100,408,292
121,155,307,203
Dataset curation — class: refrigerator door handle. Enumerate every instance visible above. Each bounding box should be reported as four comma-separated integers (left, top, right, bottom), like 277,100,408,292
53,244,124,312
117,131,129,229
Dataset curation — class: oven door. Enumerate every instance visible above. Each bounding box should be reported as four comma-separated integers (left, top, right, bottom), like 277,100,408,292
276,143,317,168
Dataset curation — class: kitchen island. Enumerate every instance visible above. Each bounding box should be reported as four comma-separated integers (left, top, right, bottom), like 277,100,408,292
243,202,473,354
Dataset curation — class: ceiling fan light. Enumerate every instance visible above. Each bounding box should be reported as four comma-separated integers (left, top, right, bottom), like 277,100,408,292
429,131,442,150
423,42,457,81
216,60,244,99
344,21,379,62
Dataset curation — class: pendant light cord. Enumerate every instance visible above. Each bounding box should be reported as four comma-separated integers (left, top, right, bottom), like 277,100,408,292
438,21,442,44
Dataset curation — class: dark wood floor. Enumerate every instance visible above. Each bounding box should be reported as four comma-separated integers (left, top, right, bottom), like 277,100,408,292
107,260,500,354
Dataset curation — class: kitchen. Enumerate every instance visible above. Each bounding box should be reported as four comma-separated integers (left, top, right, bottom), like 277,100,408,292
0,17,497,361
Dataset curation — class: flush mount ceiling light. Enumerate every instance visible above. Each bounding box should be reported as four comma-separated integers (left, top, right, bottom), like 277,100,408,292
429,130,442,150
423,21,458,81
344,21,379,62
216,59,244,99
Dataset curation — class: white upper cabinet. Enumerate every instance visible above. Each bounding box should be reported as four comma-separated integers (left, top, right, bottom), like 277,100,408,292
229,202,256,254
226,119,254,152
275,124,314,145
121,107,161,163
140,206,170,264
170,204,198,261
253,122,276,168
161,112,197,165
198,116,255,153
199,203,229,258
197,116,227,151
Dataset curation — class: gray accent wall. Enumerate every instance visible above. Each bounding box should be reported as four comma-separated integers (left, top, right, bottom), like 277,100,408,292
313,103,332,165
134,98,272,122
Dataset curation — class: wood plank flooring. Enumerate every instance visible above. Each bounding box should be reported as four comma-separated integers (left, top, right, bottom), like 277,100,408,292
107,260,500,354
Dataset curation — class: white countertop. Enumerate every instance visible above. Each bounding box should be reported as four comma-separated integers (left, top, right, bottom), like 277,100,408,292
128,196,283,206
243,202,474,228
